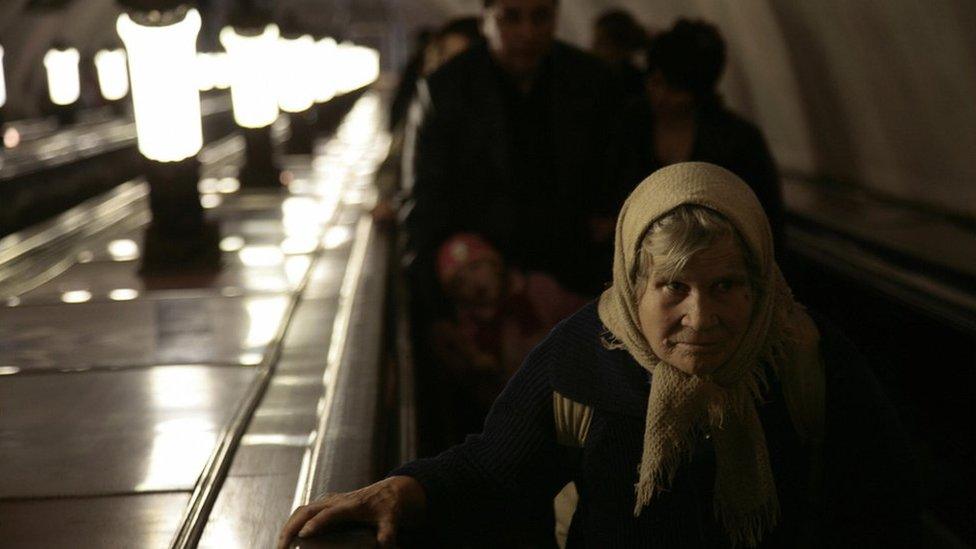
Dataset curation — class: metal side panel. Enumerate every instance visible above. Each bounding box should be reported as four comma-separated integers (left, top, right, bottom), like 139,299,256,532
0,493,190,549
0,365,256,498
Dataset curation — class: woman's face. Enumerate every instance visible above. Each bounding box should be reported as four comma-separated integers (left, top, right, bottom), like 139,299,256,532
637,235,754,376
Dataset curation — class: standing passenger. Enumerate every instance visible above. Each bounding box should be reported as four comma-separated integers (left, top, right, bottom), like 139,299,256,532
402,0,623,301
591,9,649,101
621,19,784,248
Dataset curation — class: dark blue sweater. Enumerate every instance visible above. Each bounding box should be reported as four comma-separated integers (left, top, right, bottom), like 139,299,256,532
394,302,918,547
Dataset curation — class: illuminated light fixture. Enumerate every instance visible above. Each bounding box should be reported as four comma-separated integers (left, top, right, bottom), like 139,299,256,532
210,52,231,90
312,37,337,103
94,48,129,101
116,3,220,274
275,34,315,113
220,24,279,128
333,43,380,95
196,52,231,91
117,8,203,162
43,46,81,106
0,45,6,108
195,52,215,91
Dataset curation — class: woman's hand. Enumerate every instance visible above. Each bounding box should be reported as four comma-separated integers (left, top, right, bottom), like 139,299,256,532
276,476,426,549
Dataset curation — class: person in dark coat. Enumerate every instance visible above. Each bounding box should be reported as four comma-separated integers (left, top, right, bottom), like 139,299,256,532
620,19,784,249
278,163,918,548
591,8,649,101
401,0,623,299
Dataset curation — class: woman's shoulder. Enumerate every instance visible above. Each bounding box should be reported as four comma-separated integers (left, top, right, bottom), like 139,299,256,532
540,301,650,417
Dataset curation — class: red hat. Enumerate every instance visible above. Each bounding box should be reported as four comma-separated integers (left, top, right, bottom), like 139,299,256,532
436,233,501,286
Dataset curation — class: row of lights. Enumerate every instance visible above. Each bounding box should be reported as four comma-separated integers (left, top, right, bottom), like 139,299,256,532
0,20,379,129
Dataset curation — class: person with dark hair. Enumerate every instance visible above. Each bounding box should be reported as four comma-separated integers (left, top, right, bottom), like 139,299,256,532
401,0,622,302
422,16,483,76
621,19,785,248
592,8,649,99
374,19,484,226
278,163,918,548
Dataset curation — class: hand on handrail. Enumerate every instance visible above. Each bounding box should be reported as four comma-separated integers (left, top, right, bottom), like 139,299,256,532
277,476,427,549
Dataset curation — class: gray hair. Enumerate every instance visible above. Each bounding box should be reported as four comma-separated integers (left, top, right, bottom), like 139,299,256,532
633,205,757,297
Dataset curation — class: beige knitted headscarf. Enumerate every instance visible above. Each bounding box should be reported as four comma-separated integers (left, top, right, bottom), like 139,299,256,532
598,162,807,547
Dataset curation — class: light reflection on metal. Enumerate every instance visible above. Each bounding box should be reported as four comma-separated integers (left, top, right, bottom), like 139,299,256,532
200,194,222,209
201,521,242,549
0,45,6,107
219,235,245,252
108,238,140,261
220,286,243,297
280,236,318,255
94,48,129,101
284,256,311,287
240,433,313,447
5,296,21,307
271,375,319,387
61,290,92,303
77,250,94,263
108,288,140,301
43,47,81,106
276,34,316,113
238,352,262,365
322,225,352,249
156,417,214,433
117,9,203,162
197,177,219,193
238,245,284,267
0,366,20,375
137,427,217,490
216,177,240,193
220,24,280,128
244,296,288,348
2,127,19,148
243,273,288,292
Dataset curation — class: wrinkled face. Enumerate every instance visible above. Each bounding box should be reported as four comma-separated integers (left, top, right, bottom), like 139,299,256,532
448,258,506,321
637,235,754,376
484,0,557,77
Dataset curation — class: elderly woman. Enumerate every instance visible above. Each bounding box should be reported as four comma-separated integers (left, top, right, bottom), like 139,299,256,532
279,163,917,548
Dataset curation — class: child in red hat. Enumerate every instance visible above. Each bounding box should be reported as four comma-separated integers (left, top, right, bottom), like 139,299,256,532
431,233,588,436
